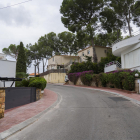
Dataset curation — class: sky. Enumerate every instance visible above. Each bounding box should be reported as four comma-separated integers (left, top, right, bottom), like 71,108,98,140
0,0,68,73
0,0,139,74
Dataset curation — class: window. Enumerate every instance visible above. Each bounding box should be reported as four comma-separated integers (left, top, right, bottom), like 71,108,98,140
87,50,90,55
82,52,84,56
104,50,107,53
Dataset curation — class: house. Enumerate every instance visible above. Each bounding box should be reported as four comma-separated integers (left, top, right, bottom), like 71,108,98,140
29,73,39,78
47,55,80,70
112,32,140,71
0,53,16,87
78,46,112,62
42,55,79,83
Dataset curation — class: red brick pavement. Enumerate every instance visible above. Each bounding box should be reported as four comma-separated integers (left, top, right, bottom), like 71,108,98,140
0,89,57,133
65,85,140,101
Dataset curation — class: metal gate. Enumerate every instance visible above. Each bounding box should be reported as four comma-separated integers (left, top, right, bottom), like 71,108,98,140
5,87,36,110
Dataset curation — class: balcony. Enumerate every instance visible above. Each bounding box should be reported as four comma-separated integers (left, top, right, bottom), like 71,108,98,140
104,61,121,73
112,31,140,56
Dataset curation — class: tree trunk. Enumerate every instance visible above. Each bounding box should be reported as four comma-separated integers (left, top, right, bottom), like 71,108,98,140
91,38,97,63
43,59,44,73
128,20,132,37
126,11,132,37
117,29,120,39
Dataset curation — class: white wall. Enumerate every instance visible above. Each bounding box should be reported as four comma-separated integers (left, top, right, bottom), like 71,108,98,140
0,60,16,87
104,65,117,73
121,43,140,70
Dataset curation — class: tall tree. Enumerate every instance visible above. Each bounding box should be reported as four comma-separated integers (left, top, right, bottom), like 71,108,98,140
60,0,104,63
16,42,26,73
2,44,19,60
109,0,136,36
100,7,124,39
38,38,53,73
132,1,140,27
58,31,78,55
94,31,123,47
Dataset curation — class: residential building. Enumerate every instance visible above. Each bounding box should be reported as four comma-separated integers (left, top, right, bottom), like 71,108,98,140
0,53,16,87
112,32,140,71
78,46,112,62
47,55,80,70
29,73,39,78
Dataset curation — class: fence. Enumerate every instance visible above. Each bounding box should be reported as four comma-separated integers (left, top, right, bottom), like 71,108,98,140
5,87,36,110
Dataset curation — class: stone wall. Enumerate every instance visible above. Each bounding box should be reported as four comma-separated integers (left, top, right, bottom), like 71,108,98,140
135,78,140,94
36,89,43,101
0,89,5,119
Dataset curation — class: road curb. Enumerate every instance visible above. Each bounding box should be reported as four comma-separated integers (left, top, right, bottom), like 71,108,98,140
0,91,60,140
64,85,140,106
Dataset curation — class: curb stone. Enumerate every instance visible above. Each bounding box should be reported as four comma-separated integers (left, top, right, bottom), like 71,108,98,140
0,92,60,140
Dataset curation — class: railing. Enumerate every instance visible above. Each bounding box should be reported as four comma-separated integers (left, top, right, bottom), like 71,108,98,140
112,30,140,46
105,61,121,68
40,69,68,76
64,60,72,68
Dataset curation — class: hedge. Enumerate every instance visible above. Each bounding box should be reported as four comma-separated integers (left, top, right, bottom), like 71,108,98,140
68,69,140,91
17,77,47,90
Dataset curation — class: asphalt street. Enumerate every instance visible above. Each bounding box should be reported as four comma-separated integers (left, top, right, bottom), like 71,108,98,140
7,84,140,140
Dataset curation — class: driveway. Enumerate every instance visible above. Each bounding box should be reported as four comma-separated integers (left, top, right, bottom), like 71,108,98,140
7,84,140,140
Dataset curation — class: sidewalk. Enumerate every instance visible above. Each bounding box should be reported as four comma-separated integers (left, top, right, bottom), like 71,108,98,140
65,85,140,102
0,89,57,133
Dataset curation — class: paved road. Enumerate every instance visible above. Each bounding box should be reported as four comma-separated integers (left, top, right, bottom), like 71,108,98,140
7,84,140,140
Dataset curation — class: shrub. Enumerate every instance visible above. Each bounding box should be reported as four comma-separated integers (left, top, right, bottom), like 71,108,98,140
81,74,93,86
28,77,47,90
99,73,107,87
21,79,29,87
69,62,98,74
92,74,100,87
68,70,93,85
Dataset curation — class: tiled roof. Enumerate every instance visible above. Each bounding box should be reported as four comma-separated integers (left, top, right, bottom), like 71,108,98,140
29,73,39,76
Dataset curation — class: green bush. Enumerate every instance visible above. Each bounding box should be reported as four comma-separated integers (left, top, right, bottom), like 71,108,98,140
69,61,98,74
28,77,47,90
16,77,47,90
21,79,30,87
92,74,100,87
99,73,107,87
81,74,93,86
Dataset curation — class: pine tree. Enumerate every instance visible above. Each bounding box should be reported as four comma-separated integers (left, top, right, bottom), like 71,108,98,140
16,42,26,73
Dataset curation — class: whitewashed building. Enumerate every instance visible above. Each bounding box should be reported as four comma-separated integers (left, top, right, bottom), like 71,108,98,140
112,32,140,71
104,31,140,73
0,53,16,87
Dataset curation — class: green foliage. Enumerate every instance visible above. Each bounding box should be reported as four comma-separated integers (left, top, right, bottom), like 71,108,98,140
28,77,47,90
60,0,104,62
92,74,100,87
16,72,29,78
69,62,98,74
94,32,123,47
58,31,78,55
21,79,30,87
84,56,92,62
2,44,19,60
16,42,26,73
99,73,107,87
98,51,121,73
81,74,93,86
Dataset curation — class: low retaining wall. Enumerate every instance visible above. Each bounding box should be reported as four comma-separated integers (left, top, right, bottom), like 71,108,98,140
0,89,5,119
0,87,44,119
36,89,43,101
68,77,139,93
